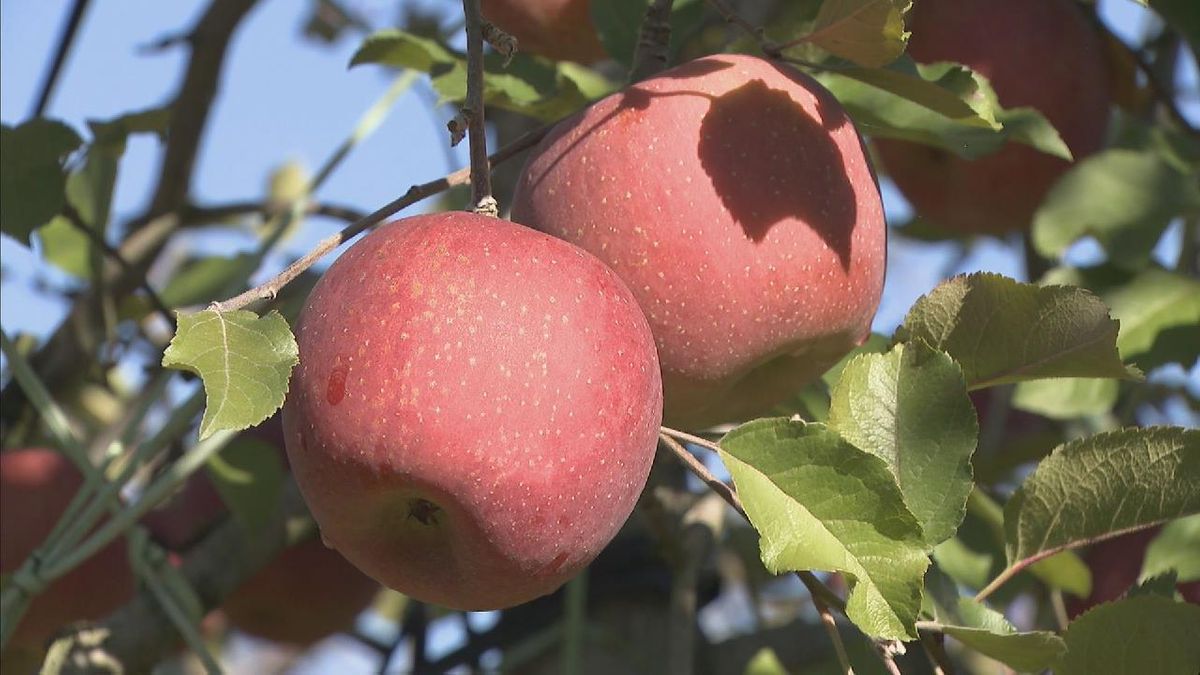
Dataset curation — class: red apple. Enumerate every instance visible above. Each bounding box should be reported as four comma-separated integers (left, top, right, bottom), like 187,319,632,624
0,448,135,651
511,53,887,429
1067,527,1200,618
283,211,663,610
874,0,1110,235
480,0,606,64
144,419,379,646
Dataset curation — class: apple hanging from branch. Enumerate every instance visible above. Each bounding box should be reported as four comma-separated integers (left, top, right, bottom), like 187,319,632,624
512,53,887,429
282,211,663,610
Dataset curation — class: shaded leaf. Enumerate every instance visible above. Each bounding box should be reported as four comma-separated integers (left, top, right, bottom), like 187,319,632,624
719,418,928,640
160,255,258,309
162,310,298,439
1033,149,1200,267
0,119,83,244
894,273,1139,388
350,29,615,121
828,341,976,547
1011,378,1120,420
1057,595,1200,675
205,436,286,533
820,59,1069,160
1005,426,1200,570
1142,515,1200,583
1028,551,1092,598
929,597,1066,672
743,647,789,675
805,0,909,68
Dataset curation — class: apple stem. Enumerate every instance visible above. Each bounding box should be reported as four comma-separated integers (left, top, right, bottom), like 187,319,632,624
460,0,496,217
628,0,675,83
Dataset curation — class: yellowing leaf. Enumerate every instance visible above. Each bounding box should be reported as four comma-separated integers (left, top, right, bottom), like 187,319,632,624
805,0,909,67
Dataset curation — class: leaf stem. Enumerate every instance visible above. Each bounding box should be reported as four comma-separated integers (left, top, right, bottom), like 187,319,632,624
461,0,495,215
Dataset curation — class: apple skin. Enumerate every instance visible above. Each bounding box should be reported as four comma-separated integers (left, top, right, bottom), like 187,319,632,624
874,0,1110,235
143,419,379,646
511,53,887,429
480,0,606,64
282,211,663,611
0,448,135,651
1066,527,1200,619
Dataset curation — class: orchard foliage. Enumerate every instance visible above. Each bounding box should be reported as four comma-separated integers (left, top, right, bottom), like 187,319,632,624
1,0,1198,673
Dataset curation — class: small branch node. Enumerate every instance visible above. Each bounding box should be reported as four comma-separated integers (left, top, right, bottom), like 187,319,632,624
481,21,518,65
448,109,472,147
472,196,499,217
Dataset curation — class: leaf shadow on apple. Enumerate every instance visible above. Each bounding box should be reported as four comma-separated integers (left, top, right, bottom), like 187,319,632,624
697,76,857,265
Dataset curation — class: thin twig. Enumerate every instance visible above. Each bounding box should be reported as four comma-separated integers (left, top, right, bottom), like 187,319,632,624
146,0,261,219
30,0,93,117
657,430,848,614
209,122,552,312
62,205,177,332
461,0,495,215
704,0,766,47
918,628,954,675
812,591,854,675
1094,17,1198,137
182,199,367,225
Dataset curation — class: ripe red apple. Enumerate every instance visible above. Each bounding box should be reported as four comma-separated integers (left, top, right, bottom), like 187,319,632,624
511,53,887,429
0,448,135,651
282,211,663,610
874,0,1110,235
479,0,606,64
144,419,379,646
1066,527,1200,619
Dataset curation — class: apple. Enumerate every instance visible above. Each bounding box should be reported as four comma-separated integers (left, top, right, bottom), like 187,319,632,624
511,53,887,429
144,418,379,646
282,211,663,610
479,0,606,64
873,0,1110,235
1066,527,1200,618
0,448,135,652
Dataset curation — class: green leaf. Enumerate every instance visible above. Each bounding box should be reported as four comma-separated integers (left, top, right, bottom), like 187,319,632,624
932,598,1066,672
743,647,789,675
1105,269,1200,371
1004,427,1200,571
719,418,929,640
820,59,1069,160
0,119,83,244
1057,595,1200,675
350,29,615,122
205,436,286,533
1142,515,1200,583
1011,378,1119,420
894,273,1139,388
162,310,299,439
36,215,91,278
1028,550,1092,598
349,29,456,70
804,0,909,68
590,0,647,69
159,255,258,309
932,537,995,591
1032,149,1200,266
828,341,976,547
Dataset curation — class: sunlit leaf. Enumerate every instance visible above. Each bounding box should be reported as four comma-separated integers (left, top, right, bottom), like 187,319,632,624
162,310,299,439
719,418,928,640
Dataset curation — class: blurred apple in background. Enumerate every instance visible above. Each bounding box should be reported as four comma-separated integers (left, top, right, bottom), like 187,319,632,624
480,0,606,64
874,0,1110,235
144,418,379,646
0,449,135,654
513,54,887,429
